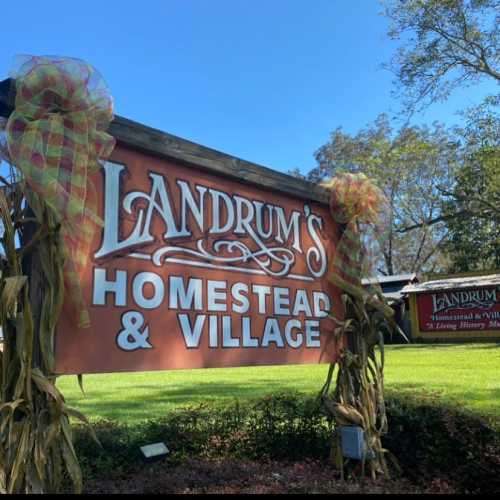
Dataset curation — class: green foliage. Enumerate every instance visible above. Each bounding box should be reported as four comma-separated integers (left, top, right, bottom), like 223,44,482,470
301,114,458,274
441,96,500,271
383,0,500,113
73,392,333,480
71,392,500,494
299,97,498,275
384,393,500,494
442,163,499,271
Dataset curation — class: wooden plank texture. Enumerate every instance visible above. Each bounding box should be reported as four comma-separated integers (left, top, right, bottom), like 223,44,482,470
110,116,330,204
0,78,330,205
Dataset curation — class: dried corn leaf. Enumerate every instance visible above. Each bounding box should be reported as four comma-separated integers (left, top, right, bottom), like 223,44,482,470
1,276,27,316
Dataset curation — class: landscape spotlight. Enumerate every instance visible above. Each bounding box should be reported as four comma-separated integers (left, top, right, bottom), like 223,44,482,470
140,442,170,463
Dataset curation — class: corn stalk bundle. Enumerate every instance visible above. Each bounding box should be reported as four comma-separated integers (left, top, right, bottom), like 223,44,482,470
0,55,115,493
320,288,398,480
0,184,94,493
320,173,400,480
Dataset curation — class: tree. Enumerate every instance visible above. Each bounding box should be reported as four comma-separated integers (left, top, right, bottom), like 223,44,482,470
442,163,500,271
299,114,459,275
383,0,500,113
451,95,499,212
440,95,500,271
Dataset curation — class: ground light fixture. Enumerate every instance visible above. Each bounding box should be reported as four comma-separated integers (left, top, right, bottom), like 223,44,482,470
140,442,170,463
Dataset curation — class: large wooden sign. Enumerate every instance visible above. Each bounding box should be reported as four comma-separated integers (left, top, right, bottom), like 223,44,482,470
55,127,342,374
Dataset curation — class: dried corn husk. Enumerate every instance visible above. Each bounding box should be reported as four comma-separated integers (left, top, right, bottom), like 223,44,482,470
320,291,398,480
0,185,97,493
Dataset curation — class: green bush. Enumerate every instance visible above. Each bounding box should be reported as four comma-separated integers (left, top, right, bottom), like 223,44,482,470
73,391,500,494
73,392,332,478
384,393,500,494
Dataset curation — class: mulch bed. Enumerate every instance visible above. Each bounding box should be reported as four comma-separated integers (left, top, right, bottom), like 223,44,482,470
83,458,457,494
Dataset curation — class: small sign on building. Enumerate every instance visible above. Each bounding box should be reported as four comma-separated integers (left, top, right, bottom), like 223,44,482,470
402,272,500,342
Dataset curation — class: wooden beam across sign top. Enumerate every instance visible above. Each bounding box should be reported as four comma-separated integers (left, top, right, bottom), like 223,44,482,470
0,77,330,205
1,75,341,375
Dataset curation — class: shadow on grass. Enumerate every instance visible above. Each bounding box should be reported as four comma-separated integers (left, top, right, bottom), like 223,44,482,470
64,376,500,425
389,343,500,350
65,379,317,421
385,382,500,419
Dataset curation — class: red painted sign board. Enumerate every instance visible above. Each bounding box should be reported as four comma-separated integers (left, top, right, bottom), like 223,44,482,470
417,286,500,333
54,144,343,374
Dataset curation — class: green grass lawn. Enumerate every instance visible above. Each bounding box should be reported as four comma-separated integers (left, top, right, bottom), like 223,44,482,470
57,343,500,424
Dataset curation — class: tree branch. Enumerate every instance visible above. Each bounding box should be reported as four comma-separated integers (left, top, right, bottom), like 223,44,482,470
395,210,470,233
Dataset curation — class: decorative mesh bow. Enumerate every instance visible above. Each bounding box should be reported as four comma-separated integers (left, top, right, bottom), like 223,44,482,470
323,172,393,317
5,55,116,327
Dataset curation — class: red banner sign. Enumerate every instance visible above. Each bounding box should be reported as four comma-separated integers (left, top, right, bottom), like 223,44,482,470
54,145,342,374
417,286,500,333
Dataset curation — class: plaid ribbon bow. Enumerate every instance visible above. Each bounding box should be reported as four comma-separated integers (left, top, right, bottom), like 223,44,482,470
323,172,393,317
5,55,116,328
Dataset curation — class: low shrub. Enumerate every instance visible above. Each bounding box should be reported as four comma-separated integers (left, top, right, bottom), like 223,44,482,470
72,391,500,494
384,392,500,494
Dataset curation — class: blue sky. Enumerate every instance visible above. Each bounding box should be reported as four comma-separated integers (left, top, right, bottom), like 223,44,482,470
0,0,496,174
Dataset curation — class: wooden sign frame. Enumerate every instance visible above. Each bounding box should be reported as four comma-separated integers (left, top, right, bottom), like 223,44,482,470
1,78,343,375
